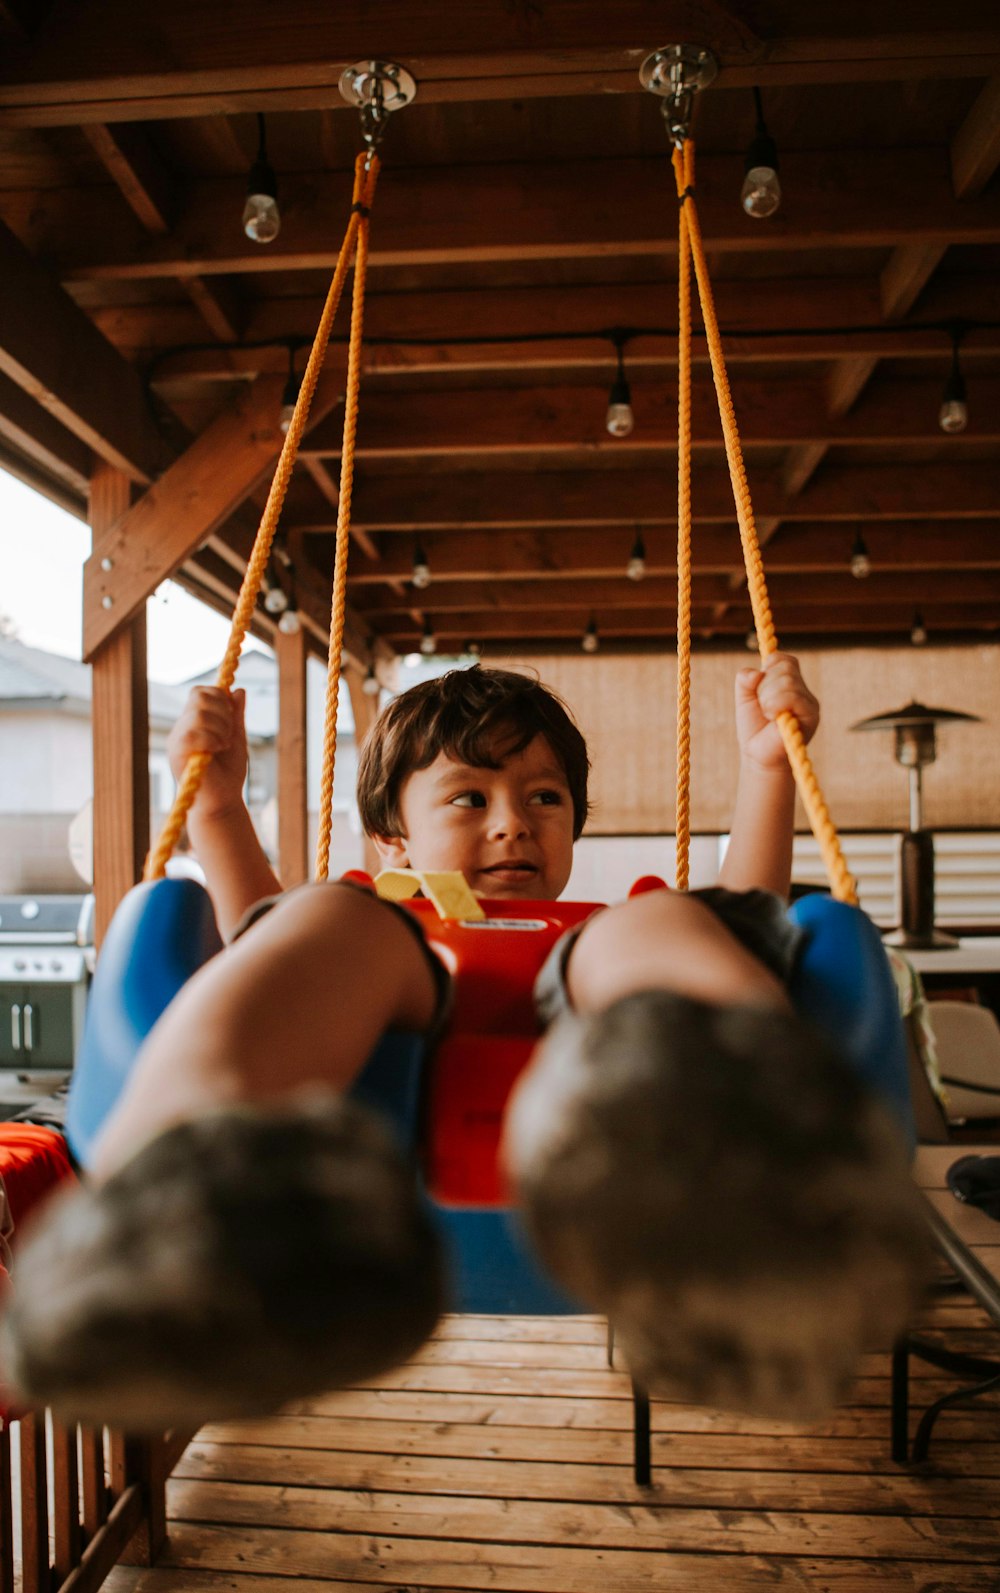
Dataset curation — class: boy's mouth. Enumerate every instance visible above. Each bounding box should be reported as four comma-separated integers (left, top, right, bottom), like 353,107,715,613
479,861,538,884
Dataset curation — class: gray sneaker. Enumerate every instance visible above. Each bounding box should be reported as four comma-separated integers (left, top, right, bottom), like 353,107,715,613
1,1094,446,1430
505,990,929,1420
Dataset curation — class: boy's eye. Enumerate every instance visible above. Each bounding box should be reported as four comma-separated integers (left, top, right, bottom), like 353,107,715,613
529,789,564,806
449,790,487,808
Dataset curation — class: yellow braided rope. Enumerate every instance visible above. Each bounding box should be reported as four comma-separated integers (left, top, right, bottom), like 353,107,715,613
676,139,858,906
314,153,379,882
144,154,372,882
673,141,694,892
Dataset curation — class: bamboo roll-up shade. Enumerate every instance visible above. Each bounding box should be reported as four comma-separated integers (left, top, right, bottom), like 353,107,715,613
507,645,999,835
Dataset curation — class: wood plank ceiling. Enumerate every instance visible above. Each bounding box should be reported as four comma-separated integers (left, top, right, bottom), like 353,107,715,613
1,1,999,663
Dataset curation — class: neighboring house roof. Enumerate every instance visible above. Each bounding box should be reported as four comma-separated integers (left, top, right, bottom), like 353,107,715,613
0,634,189,729
184,647,352,741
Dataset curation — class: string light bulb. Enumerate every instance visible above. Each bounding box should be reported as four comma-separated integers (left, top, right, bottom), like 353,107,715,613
849,532,872,580
362,660,381,696
606,334,634,438
278,603,300,636
939,329,968,434
582,615,599,654
464,639,482,657
411,541,431,589
242,113,281,244
263,555,288,613
420,616,437,655
279,345,300,433
741,87,781,219
627,529,647,581
910,610,928,646
745,627,760,652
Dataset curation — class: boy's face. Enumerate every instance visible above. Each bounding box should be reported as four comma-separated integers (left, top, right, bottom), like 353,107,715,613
373,733,576,900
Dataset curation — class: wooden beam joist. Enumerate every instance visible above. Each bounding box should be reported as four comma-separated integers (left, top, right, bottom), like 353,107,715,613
300,461,1000,532
82,375,290,657
357,568,1000,619
39,150,1000,284
3,5,1000,126
381,602,1000,646
341,523,1000,586
295,377,1000,461
0,368,92,495
0,217,168,481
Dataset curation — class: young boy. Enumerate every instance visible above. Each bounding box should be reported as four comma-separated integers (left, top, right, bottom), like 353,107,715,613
0,659,926,1430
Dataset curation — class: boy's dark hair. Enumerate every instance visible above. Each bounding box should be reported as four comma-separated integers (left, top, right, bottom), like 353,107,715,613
357,666,590,840
1,1095,445,1431
506,991,929,1421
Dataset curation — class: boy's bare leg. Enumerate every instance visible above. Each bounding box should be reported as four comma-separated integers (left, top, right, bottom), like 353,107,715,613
3,884,448,1428
91,883,440,1179
564,890,791,1015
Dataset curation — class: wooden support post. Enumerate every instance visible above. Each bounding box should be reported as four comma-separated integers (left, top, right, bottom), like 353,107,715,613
0,1423,13,1593
107,1432,165,1567
18,1413,49,1593
346,666,382,878
276,624,309,889
89,463,150,947
51,1420,82,1583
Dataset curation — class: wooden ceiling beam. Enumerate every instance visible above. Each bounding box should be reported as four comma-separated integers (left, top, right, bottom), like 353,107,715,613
0,368,92,495
3,7,1000,126
83,374,286,657
359,568,1000,618
317,461,1000,532
293,377,1000,460
380,601,1000,646
81,121,175,233
80,121,247,342
114,274,998,385
342,523,1000,585
44,150,1000,284
0,216,169,481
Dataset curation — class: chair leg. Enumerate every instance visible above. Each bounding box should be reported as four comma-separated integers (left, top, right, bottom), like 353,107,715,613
911,1369,1000,1464
631,1379,651,1487
606,1320,615,1369
891,1342,910,1463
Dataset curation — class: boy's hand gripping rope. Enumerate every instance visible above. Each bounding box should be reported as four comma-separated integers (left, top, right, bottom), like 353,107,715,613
144,152,379,885
670,141,857,907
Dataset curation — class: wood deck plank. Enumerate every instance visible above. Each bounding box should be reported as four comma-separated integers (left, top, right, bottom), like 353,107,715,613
107,1300,1000,1593
163,1478,1000,1561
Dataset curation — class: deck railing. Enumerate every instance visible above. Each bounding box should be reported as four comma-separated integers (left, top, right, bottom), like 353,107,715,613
1,1414,189,1593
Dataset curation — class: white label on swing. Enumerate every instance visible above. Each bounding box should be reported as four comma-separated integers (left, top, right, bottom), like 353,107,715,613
464,918,549,931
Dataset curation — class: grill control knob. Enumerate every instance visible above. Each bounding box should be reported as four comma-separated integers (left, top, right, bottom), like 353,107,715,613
14,958,26,971
50,960,63,973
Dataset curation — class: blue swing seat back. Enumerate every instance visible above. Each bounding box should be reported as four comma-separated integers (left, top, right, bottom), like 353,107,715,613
68,878,912,1315
67,879,223,1166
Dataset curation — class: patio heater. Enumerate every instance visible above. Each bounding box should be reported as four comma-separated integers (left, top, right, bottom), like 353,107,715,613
850,701,982,949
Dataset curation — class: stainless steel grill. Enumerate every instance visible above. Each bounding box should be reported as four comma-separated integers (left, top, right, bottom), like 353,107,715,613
0,893,94,1114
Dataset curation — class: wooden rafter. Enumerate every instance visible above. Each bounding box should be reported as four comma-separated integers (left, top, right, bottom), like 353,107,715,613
0,217,168,480
35,150,1000,284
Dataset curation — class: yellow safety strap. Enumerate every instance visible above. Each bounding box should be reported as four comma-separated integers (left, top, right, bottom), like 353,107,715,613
671,140,858,906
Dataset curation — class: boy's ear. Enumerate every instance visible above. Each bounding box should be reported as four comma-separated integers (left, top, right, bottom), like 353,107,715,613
371,832,410,870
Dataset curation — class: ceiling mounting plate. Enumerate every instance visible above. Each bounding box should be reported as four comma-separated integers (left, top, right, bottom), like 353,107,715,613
639,44,718,98
338,60,417,113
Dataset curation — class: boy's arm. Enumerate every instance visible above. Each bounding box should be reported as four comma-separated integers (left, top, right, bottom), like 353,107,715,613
168,687,282,938
717,653,819,899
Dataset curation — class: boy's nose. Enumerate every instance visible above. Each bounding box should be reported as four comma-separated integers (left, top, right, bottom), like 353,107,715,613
488,803,530,840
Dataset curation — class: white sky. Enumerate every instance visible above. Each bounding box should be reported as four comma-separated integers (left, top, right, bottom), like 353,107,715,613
0,467,267,683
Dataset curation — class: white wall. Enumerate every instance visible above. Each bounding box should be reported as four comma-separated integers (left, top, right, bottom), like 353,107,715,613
0,712,92,813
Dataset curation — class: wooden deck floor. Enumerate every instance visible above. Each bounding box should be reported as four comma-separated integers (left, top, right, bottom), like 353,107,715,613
106,1294,1000,1593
